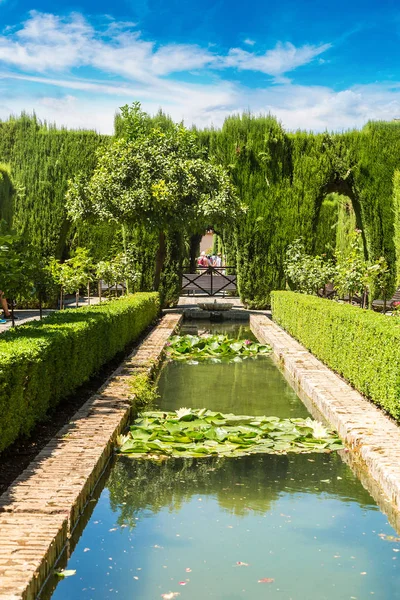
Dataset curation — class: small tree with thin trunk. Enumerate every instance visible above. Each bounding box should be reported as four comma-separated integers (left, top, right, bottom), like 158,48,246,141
66,102,241,292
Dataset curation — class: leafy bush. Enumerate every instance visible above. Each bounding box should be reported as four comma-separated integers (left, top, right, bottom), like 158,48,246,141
0,292,160,453
271,291,400,419
284,239,335,295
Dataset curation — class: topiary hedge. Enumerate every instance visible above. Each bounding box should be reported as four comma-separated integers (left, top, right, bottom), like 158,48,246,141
0,292,160,453
271,291,400,420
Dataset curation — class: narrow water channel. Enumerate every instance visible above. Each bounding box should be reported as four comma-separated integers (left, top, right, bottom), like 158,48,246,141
45,323,400,600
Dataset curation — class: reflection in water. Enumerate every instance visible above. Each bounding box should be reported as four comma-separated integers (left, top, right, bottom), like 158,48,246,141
157,356,309,419
108,453,374,525
48,452,400,600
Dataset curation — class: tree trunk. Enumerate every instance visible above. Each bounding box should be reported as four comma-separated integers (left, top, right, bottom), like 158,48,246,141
153,230,167,291
189,234,202,273
87,281,91,305
11,300,15,328
39,295,43,320
98,280,102,303
60,286,64,310
76,290,79,308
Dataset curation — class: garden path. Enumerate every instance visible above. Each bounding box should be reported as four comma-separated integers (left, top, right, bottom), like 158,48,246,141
0,297,100,333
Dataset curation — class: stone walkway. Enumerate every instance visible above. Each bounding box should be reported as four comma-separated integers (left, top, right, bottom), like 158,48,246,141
0,298,100,333
0,313,181,600
251,314,400,521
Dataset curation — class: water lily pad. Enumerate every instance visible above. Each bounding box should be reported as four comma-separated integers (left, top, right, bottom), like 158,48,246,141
165,334,272,362
118,408,344,459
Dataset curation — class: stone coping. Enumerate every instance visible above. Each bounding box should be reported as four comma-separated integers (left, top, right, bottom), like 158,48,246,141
0,313,182,600
250,314,400,527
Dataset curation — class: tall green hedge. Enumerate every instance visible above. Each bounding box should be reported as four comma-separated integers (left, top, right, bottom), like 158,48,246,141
2,113,400,308
0,163,15,228
0,114,109,258
0,292,160,453
201,118,400,307
394,170,400,286
271,291,400,420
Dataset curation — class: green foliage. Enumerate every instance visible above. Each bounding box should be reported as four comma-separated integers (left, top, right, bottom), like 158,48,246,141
66,103,240,293
0,114,108,258
284,239,335,295
0,292,160,453
313,194,338,257
129,372,159,410
2,113,400,309
0,231,34,301
394,171,400,286
166,334,271,362
271,291,400,420
202,117,400,307
118,408,343,457
0,163,15,227
334,230,366,300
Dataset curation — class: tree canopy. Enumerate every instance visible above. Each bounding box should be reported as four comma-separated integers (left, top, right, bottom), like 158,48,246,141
66,103,241,289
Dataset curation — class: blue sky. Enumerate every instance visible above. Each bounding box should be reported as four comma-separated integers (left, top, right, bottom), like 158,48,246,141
0,0,399,132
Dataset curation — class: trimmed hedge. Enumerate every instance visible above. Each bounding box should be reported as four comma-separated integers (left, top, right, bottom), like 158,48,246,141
271,291,400,420
0,292,160,453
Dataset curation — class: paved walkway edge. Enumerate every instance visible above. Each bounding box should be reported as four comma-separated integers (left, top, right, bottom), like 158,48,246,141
251,314,400,523
0,313,182,600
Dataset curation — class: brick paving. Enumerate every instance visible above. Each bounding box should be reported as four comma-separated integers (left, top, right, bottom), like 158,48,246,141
0,313,182,600
251,314,400,516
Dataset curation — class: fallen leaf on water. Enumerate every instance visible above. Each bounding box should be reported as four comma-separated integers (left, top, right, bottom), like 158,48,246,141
360,572,367,575
185,568,192,572
236,562,249,567
83,548,90,552
258,578,274,583
109,528,117,532
161,593,180,600
55,569,76,578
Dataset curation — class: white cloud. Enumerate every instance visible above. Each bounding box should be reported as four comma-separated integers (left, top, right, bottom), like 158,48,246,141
0,11,397,135
1,75,399,135
243,38,256,46
0,11,217,81
0,11,329,82
224,42,332,78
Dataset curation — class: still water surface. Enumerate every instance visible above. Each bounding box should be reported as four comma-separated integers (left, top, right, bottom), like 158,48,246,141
47,325,400,600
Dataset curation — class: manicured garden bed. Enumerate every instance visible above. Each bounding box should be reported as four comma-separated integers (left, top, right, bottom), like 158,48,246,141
0,292,159,453
271,291,400,420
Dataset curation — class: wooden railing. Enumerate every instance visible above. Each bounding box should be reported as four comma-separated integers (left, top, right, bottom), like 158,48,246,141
181,266,237,296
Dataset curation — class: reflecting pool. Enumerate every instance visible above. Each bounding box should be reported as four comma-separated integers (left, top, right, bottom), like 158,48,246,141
46,325,400,600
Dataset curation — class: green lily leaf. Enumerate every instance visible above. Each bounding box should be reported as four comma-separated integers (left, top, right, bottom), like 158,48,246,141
119,408,344,458
165,334,272,363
